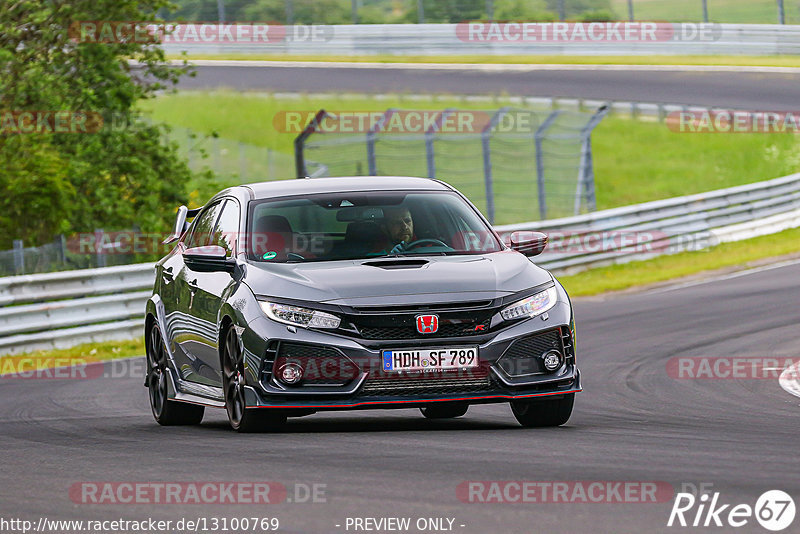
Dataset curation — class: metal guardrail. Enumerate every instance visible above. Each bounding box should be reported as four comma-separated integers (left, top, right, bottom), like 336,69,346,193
496,172,800,274
0,265,155,354
161,23,800,56
2,172,800,354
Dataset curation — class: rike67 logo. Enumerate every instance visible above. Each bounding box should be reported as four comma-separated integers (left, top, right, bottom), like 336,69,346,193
668,489,795,531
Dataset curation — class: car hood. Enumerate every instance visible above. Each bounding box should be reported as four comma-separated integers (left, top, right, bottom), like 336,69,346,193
245,251,553,306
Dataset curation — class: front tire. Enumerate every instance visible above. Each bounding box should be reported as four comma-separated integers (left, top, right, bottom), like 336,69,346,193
510,394,574,427
222,326,287,433
420,402,469,419
146,323,204,426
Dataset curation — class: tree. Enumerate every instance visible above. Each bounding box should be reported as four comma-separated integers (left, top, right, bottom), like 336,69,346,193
0,0,198,249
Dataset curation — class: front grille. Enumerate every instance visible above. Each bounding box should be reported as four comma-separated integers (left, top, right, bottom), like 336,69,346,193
359,367,493,397
497,329,562,377
358,319,491,340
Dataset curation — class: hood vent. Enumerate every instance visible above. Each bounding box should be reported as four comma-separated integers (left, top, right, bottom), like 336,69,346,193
362,259,429,269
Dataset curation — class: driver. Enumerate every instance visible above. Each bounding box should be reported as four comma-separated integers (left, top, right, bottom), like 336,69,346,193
369,206,417,255
383,206,414,246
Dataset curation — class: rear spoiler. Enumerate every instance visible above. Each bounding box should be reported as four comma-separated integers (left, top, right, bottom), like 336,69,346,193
162,205,203,245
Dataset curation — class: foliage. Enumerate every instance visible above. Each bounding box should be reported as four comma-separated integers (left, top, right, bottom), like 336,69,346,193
0,0,200,249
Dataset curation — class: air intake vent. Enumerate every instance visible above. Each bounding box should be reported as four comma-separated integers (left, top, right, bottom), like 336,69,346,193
362,259,429,269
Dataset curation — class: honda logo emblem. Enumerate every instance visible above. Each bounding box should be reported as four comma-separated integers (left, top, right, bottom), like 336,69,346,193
416,314,439,334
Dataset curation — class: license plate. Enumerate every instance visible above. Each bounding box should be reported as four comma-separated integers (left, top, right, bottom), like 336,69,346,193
381,347,479,372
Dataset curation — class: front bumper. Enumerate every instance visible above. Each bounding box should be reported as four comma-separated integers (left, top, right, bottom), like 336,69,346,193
240,299,581,410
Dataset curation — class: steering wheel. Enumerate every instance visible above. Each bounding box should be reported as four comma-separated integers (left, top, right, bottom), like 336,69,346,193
402,238,450,250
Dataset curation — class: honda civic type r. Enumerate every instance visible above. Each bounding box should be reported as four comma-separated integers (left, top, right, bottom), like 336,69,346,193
145,176,581,432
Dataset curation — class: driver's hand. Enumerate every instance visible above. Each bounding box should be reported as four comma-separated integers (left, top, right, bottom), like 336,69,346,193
390,241,406,254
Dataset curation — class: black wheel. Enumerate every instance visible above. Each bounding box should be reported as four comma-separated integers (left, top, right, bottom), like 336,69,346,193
222,326,287,433
420,402,469,419
510,394,574,428
146,323,204,426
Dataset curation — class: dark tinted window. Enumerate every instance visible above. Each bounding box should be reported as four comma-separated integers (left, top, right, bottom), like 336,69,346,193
185,201,224,249
247,191,500,263
212,199,240,257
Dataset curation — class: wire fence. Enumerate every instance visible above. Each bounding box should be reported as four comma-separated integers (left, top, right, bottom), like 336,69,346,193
165,126,296,187
296,105,608,225
0,234,143,277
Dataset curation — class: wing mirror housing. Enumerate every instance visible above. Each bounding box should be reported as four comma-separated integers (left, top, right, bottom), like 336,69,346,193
509,231,548,257
183,245,236,273
163,205,203,245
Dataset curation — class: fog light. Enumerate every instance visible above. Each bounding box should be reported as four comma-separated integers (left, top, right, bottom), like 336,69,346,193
278,363,304,385
542,350,563,372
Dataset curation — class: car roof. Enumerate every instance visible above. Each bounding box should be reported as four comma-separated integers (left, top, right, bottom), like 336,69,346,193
240,176,452,200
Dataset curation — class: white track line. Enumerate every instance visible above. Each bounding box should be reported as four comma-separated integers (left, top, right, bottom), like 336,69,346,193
645,257,800,295
779,360,800,399
171,59,800,74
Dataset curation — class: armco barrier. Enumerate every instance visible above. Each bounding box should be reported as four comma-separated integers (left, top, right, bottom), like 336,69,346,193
160,23,800,56
2,172,800,354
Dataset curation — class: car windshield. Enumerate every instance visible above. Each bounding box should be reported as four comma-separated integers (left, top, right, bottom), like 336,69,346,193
247,190,502,263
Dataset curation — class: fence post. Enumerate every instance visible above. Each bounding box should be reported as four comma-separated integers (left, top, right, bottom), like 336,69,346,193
481,107,510,225
286,0,294,25
701,0,709,22
294,109,329,178
627,0,634,21
55,234,66,265
213,135,221,176
575,105,609,215
95,229,106,268
778,0,786,24
12,239,24,275
238,142,246,181
534,111,561,220
366,109,396,176
268,149,275,179
417,0,424,23
425,108,456,179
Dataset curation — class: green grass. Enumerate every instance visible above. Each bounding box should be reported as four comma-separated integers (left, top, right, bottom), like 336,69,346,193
610,0,796,24
560,226,800,296
0,338,144,368
170,53,800,68
142,91,800,215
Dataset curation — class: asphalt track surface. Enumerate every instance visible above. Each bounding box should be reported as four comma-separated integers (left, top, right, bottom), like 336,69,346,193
1,260,798,533
181,63,800,109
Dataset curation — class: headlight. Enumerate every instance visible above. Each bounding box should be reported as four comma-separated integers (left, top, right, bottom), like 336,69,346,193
501,287,558,321
260,301,341,329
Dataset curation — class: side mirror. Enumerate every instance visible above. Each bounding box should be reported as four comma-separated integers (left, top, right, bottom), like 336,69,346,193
183,245,236,273
509,231,548,257
163,206,189,245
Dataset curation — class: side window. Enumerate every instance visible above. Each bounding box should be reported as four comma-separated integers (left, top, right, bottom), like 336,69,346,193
185,202,224,249
212,199,240,257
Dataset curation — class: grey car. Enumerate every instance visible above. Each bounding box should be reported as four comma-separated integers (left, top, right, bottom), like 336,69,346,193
145,176,580,432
